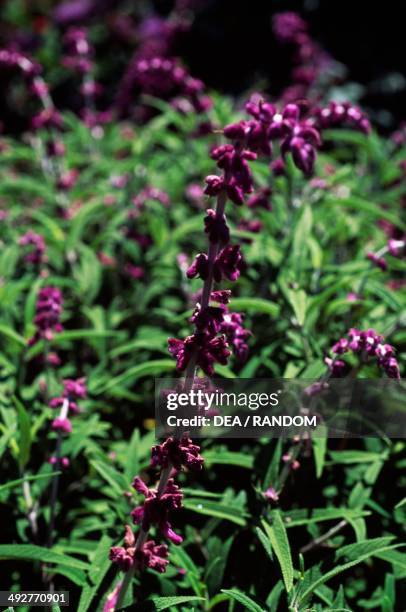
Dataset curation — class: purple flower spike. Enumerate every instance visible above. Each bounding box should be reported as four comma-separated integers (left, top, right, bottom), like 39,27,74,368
187,254,209,280
19,231,46,265
151,435,204,471
51,417,72,434
213,245,244,282
28,287,63,346
204,209,230,244
131,477,183,545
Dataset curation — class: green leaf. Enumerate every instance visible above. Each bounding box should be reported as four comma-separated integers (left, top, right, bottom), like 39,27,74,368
204,450,254,469
285,288,308,326
283,508,370,527
312,434,327,478
93,360,174,394
292,205,313,273
151,596,206,611
297,537,398,604
0,324,25,347
66,201,108,250
263,438,282,490
229,298,279,318
0,471,60,494
262,512,294,592
221,589,265,612
77,536,113,612
55,329,121,343
256,527,273,562
0,544,89,569
13,396,31,470
90,460,128,497
395,497,406,509
375,549,406,572
183,499,247,526
329,450,385,464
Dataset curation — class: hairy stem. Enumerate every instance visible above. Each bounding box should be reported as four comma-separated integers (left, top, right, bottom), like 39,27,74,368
300,519,348,553
47,397,69,548
115,190,229,610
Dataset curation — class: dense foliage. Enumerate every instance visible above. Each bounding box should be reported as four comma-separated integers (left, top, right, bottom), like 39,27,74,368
0,4,405,612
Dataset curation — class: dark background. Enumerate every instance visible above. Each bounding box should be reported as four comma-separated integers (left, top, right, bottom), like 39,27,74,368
0,0,405,130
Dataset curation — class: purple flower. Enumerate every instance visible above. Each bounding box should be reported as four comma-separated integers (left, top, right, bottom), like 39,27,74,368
133,186,170,210
313,101,371,134
49,456,70,469
325,357,348,377
220,311,251,362
62,27,93,75
109,524,169,574
51,417,72,434
264,487,279,502
328,329,400,378
19,231,46,265
191,303,226,335
28,287,63,346
272,12,308,44
187,253,209,280
0,49,40,78
31,108,63,131
63,377,87,399
388,239,405,257
168,333,230,376
131,477,183,545
211,290,232,304
204,209,230,244
247,187,272,210
151,435,204,471
124,264,145,280
211,144,256,200
117,56,211,118
213,245,244,282
367,251,387,271
332,338,349,354
103,582,122,612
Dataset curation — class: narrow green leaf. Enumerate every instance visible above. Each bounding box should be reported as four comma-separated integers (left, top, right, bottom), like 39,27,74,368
221,589,265,612
183,499,247,526
229,298,279,318
262,512,294,592
13,396,31,470
152,596,206,610
313,434,327,479
93,360,174,394
0,544,89,569
0,324,25,347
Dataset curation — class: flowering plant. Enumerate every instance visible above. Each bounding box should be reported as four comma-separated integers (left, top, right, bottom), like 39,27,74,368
0,5,405,612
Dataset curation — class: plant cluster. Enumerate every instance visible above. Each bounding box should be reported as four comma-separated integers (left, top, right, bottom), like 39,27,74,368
0,5,405,612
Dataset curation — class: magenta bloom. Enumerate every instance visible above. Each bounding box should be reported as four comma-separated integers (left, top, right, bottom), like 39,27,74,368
109,525,169,573
313,101,371,134
151,435,204,471
367,251,387,271
19,231,46,265
213,245,244,282
28,287,63,346
264,487,279,502
131,477,183,545
272,12,308,44
51,417,72,434
168,333,230,376
328,329,400,378
220,311,251,362
204,209,230,244
247,187,272,210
